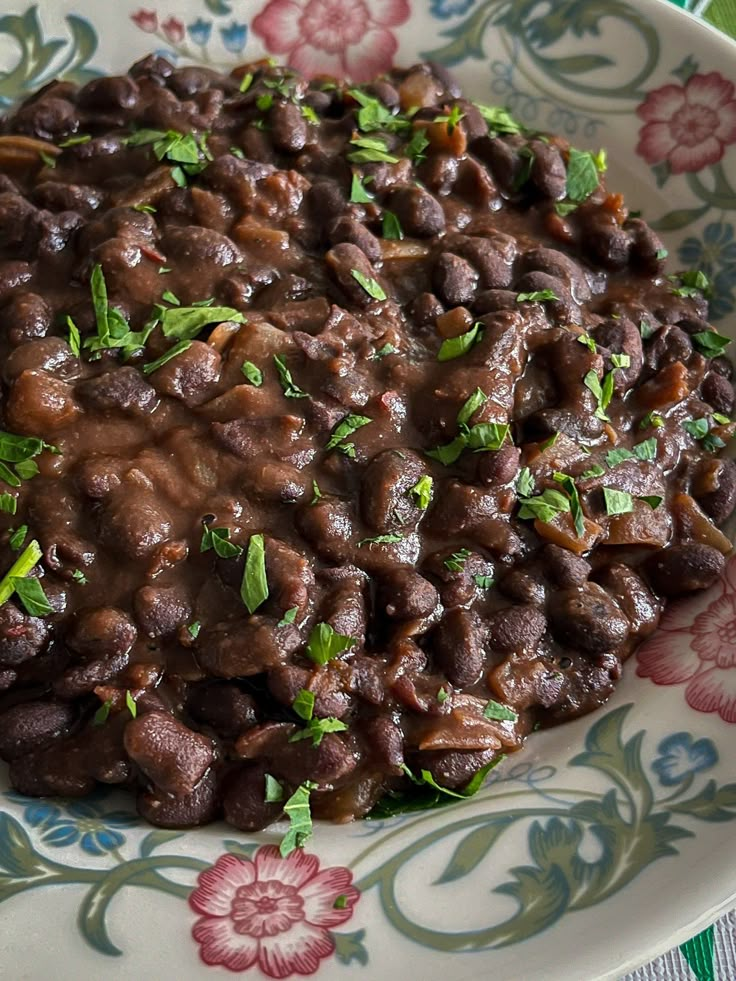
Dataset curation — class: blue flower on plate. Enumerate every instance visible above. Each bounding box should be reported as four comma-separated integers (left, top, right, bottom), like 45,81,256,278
430,0,477,18
220,21,248,54
188,18,213,46
651,732,718,787
6,791,138,856
678,221,736,277
709,266,736,321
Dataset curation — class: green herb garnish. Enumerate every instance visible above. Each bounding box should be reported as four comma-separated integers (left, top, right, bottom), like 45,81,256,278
241,533,268,614
351,269,387,301
437,323,482,362
305,623,355,666
603,487,634,516
483,699,518,722
241,361,263,386
280,781,318,857
273,354,309,399
409,475,433,510
142,339,192,375
200,522,243,559
516,289,559,303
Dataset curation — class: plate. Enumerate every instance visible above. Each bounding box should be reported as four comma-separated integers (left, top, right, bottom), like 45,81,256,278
1,2,735,979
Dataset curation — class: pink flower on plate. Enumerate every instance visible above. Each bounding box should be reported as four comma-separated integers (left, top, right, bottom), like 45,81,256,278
636,71,736,174
161,16,186,43
637,553,736,723
190,846,359,978
252,0,411,82
131,9,158,33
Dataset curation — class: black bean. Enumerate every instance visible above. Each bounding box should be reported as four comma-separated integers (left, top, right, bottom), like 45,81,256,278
330,217,382,263
432,252,478,307
273,732,358,787
326,242,382,308
477,445,520,486
53,649,130,699
583,215,632,270
138,769,220,827
130,54,174,81
645,325,692,372
13,97,77,140
124,711,214,796
514,270,579,322
3,292,51,346
697,458,736,525
76,367,158,415
702,371,735,415
529,140,567,199
411,291,444,327
364,716,404,773
645,544,725,596
595,563,661,640
78,75,140,110
270,101,308,153
66,606,136,659
4,337,77,383
0,602,50,667
627,218,666,275
432,608,486,687
418,153,459,195
101,493,174,559
420,747,496,789
187,684,258,738
297,496,355,562
542,545,591,587
222,764,283,832
198,617,301,678
388,185,446,237
517,247,590,300
487,605,546,653
361,449,425,532
152,341,222,407
549,585,630,653
472,289,518,314
0,700,76,761
377,567,439,619
9,745,94,797
134,585,191,637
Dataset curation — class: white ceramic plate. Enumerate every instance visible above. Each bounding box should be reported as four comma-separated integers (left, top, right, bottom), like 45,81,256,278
1,2,735,979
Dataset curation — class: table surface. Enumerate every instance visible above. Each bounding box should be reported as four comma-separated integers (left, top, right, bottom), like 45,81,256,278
624,3,736,978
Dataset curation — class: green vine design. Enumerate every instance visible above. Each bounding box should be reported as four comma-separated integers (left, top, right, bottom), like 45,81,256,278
423,0,660,102
349,705,736,951
0,6,100,107
0,705,733,963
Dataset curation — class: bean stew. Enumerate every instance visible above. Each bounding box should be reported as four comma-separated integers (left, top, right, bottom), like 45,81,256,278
0,57,732,850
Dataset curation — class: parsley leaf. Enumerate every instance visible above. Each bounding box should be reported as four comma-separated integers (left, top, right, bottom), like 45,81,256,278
405,128,430,163
474,103,522,135
639,495,663,510
565,147,604,203
159,304,245,341
0,494,16,515
278,607,298,627
357,534,403,547
692,330,731,358
93,700,112,726
142,339,192,375
351,269,387,301
187,621,201,639
382,210,404,240
518,488,571,524
305,623,355,666
241,361,263,386
603,487,634,516
347,135,399,164
289,716,348,748
12,576,53,617
552,472,584,537
516,467,535,497
273,354,309,399
474,574,494,589
8,526,27,551
350,173,374,203
409,474,433,510
682,418,709,440
280,781,318,857
67,317,81,357
444,548,471,572
670,268,710,298
125,690,138,718
264,773,284,803
241,534,269,614
200,522,243,559
0,540,51,615
456,388,487,426
516,289,559,303
326,414,371,452
437,322,482,362
483,699,518,722
292,689,315,722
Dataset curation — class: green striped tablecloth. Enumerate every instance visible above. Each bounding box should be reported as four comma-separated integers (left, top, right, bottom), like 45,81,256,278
626,8,735,981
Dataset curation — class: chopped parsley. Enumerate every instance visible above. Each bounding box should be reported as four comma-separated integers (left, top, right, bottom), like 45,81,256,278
692,330,731,358
583,368,617,421
59,134,91,148
405,128,430,163
639,495,663,510
326,414,372,454
639,320,656,340
444,548,471,572
640,411,664,430
241,361,263,386
278,607,298,627
552,472,584,537
200,522,243,559
382,210,404,240
142,339,192,375
348,88,409,134
310,480,323,505
67,317,81,356
516,467,535,497
474,574,494,589
71,569,88,585
350,173,374,204
437,687,449,704
456,388,487,426
580,462,605,480
8,526,27,551
93,700,112,726
279,781,318,857
125,128,212,185
603,487,634,516
669,269,710,298
683,417,726,452
0,494,16,515
370,342,397,360
409,474,433,510
433,105,465,131
351,269,387,301
187,621,201,640
305,622,355,666
264,773,284,803
516,289,559,303
273,354,309,399
241,533,269,614
565,146,605,203
0,540,52,616
518,487,571,524
437,323,483,362
483,699,518,722
347,135,399,164
357,534,403,547
474,103,522,135
367,757,504,819
125,690,138,718
427,421,509,465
